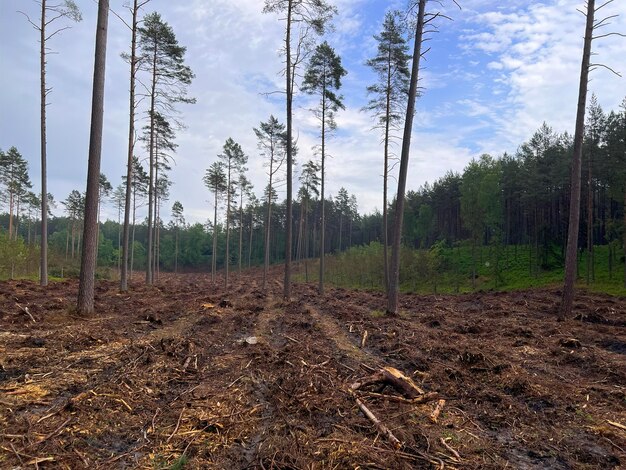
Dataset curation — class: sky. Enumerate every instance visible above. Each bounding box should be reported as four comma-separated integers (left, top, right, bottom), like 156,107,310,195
1,0,625,225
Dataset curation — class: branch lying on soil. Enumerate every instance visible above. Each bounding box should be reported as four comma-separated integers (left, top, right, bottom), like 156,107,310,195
15,303,36,323
351,366,425,397
355,397,401,449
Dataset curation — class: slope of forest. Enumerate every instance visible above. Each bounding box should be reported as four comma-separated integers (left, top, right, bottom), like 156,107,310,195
1,269,625,469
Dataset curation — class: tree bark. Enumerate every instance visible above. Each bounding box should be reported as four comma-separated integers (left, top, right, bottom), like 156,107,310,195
382,45,392,296
586,148,593,284
387,0,426,315
77,0,109,315
121,0,139,292
212,186,218,282
39,0,49,286
560,0,595,320
283,0,293,300
263,171,273,291
146,42,157,286
319,89,327,295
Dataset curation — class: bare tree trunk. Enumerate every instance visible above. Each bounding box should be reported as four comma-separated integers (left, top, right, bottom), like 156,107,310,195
586,150,593,284
146,43,157,286
121,0,139,292
225,174,231,289
248,209,254,268
382,46,392,296
283,0,293,300
8,190,14,241
263,176,273,291
319,95,326,295
387,0,425,315
296,200,304,262
130,186,137,279
560,0,595,321
174,227,178,273
239,193,244,274
40,0,49,286
623,185,626,288
77,0,109,315
212,188,218,282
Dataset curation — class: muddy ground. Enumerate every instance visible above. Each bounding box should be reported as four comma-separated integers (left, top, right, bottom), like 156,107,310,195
0,267,625,469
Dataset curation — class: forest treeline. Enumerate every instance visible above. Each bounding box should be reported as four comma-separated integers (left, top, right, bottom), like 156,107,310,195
2,94,625,289
2,0,625,315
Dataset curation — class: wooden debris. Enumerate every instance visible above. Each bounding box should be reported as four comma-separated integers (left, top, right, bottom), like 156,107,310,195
26,456,55,465
430,399,446,423
167,407,185,443
360,390,439,405
16,303,36,323
355,397,401,449
560,338,581,349
360,330,368,348
440,437,461,461
352,366,428,399
607,420,626,432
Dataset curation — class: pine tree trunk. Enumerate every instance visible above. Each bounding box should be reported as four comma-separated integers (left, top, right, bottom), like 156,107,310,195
225,167,231,288
40,0,49,286
623,185,626,288
175,228,178,273
319,92,327,295
212,190,217,282
239,193,243,274
77,0,109,315
586,151,593,285
248,210,254,268
263,179,273,291
382,45,392,296
560,0,595,321
130,187,137,279
121,0,139,292
387,0,426,315
283,0,293,300
146,43,157,286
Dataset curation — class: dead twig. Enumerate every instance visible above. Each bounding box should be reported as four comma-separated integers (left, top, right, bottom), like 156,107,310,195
440,437,461,460
15,303,35,323
167,407,185,443
607,420,626,432
23,417,72,450
355,397,401,449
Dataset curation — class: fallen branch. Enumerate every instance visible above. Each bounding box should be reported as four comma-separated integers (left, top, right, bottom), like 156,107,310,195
355,397,401,449
607,420,626,432
167,407,185,443
360,330,368,348
352,366,425,398
440,437,461,460
359,390,439,405
430,399,446,423
16,303,36,323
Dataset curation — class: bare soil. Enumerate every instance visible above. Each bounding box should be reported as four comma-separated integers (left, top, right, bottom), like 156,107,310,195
0,268,625,469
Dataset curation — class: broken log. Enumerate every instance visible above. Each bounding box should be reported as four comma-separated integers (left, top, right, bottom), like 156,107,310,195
352,366,425,398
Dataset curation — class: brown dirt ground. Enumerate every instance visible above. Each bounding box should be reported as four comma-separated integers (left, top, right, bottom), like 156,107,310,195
0,267,625,469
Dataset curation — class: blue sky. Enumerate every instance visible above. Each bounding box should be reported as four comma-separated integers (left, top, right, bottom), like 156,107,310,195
1,0,624,224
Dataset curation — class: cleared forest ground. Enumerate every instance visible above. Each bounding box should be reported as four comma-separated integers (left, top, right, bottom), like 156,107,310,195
0,268,625,469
